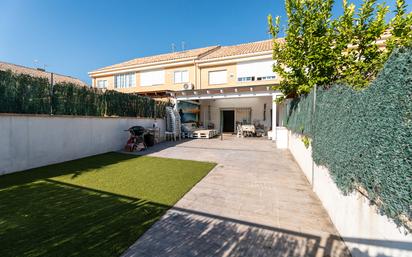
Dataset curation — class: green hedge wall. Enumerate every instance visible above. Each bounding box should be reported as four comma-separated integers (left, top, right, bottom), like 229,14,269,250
284,47,412,230
0,71,50,114
0,70,167,118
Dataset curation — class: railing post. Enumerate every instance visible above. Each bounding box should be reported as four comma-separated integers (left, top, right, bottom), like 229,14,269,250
50,72,54,115
311,85,317,189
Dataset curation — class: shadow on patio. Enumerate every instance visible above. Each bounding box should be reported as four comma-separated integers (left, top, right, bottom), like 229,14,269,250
123,206,412,257
122,206,350,257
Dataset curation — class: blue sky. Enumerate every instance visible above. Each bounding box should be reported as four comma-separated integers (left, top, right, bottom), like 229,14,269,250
0,0,409,84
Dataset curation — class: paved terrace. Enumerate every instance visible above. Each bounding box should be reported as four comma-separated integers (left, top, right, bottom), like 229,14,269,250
122,136,350,257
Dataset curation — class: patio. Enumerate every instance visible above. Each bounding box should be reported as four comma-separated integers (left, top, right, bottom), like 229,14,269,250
122,137,350,257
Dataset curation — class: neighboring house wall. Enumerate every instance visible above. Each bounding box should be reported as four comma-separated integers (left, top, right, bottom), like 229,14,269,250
92,58,279,93
138,65,196,92
0,114,165,175
199,58,280,90
287,131,412,257
95,75,116,89
200,63,237,89
89,41,280,93
92,64,198,92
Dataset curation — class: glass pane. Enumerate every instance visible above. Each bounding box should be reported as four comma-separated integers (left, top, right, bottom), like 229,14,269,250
174,71,181,83
182,71,189,82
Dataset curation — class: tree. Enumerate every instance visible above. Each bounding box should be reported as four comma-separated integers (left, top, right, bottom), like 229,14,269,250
339,0,389,88
268,0,339,97
269,0,412,97
386,0,412,52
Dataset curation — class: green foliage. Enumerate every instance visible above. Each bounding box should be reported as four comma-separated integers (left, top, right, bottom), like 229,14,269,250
301,135,310,148
0,70,167,118
386,0,412,53
339,0,389,88
268,0,339,96
268,0,411,96
284,48,412,231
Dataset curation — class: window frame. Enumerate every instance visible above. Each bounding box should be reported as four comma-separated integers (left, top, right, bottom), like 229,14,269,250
237,76,255,82
96,80,108,89
114,73,136,88
140,69,165,87
208,69,227,85
174,70,189,84
256,75,276,81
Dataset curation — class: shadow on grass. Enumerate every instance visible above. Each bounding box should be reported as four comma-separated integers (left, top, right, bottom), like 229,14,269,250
0,152,138,189
0,179,170,257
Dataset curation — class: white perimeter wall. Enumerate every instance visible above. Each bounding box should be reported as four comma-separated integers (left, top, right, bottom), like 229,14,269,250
287,131,412,257
0,114,165,175
199,96,284,130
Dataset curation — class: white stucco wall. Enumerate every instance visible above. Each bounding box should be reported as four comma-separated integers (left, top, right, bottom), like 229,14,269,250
0,114,165,175
287,131,412,257
199,96,284,130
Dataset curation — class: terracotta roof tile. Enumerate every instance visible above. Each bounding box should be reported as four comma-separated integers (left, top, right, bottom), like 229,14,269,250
200,39,278,60
0,61,88,87
90,39,282,74
95,45,220,72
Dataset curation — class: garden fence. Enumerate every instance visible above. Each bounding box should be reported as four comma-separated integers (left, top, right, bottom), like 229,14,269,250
0,70,167,118
283,47,412,231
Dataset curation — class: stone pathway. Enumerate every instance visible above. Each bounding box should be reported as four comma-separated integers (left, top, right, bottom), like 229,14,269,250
121,136,350,257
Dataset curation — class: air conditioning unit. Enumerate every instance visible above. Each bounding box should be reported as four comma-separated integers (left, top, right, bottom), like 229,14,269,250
183,83,194,90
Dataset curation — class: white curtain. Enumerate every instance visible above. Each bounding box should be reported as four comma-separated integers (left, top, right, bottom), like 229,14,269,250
236,108,251,124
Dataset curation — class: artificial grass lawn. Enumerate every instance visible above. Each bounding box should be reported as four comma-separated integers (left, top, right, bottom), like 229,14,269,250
0,152,215,257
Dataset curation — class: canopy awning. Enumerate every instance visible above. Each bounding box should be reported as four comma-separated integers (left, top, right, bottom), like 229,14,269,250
172,85,282,100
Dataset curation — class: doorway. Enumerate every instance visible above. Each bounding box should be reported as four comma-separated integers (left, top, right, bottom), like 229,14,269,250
222,110,235,133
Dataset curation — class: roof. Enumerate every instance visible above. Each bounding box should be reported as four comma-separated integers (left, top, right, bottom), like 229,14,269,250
0,61,88,87
90,39,283,74
94,45,220,72
199,39,276,60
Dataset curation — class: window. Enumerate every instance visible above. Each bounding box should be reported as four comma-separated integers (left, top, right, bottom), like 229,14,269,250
257,76,276,81
115,73,135,88
96,80,107,88
140,69,165,86
238,76,255,82
209,70,227,85
174,70,189,84
237,59,276,81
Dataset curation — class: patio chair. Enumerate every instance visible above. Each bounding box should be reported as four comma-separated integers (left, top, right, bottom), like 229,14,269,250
236,124,244,138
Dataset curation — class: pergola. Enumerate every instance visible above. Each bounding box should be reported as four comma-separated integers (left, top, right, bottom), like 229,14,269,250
170,85,283,141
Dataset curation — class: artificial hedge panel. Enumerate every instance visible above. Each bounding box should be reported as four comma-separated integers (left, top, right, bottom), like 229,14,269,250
284,92,314,135
284,47,412,230
52,83,105,116
0,70,50,114
0,70,167,118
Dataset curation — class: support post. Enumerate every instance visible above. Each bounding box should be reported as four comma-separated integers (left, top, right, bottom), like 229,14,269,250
311,85,317,188
272,94,277,142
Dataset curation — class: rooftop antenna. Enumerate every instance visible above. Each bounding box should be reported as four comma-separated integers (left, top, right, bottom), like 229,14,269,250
33,59,48,71
171,43,176,52
181,41,185,51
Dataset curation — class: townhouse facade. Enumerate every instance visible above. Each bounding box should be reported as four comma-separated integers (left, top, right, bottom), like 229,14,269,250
89,40,285,138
